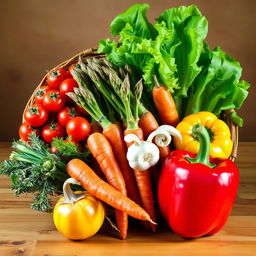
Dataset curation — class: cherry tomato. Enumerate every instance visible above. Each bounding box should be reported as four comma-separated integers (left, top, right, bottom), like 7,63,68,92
47,68,70,89
43,90,66,112
59,78,78,102
19,122,40,141
57,106,78,127
75,104,89,116
34,86,50,105
24,104,48,127
50,145,59,154
68,63,80,76
42,122,65,143
66,117,91,142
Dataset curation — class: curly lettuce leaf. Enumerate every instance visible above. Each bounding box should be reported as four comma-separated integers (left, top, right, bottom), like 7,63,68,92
99,3,250,126
133,22,180,91
184,44,250,125
110,3,156,38
157,5,208,99
99,21,179,91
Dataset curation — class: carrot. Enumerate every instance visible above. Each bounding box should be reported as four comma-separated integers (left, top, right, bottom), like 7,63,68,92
138,110,170,161
102,123,141,206
124,127,156,231
87,132,128,239
152,76,179,127
69,66,142,237
69,63,157,231
67,159,154,223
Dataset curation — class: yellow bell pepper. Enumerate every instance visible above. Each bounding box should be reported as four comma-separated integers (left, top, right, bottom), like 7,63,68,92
174,111,233,158
53,178,105,240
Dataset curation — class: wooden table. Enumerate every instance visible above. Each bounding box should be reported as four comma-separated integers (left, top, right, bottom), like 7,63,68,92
0,142,255,256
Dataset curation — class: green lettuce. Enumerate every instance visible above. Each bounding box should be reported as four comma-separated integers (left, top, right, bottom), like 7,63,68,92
157,5,208,99
98,3,250,126
110,3,156,38
98,4,179,91
184,44,250,125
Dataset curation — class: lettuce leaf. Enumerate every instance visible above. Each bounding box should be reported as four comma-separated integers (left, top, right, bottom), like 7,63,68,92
99,19,179,91
98,3,250,126
157,5,208,99
184,44,250,126
110,3,156,38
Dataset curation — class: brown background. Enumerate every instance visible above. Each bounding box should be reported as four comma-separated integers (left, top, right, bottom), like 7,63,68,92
0,0,255,141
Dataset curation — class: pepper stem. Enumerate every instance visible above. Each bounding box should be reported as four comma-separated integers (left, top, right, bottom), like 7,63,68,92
186,124,216,168
62,178,85,204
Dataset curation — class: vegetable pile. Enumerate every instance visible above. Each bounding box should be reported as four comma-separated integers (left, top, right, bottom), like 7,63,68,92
0,3,250,240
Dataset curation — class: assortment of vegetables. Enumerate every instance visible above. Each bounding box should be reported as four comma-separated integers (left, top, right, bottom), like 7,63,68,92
0,3,250,240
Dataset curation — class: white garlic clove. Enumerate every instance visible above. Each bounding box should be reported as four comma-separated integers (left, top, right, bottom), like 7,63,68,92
126,140,160,171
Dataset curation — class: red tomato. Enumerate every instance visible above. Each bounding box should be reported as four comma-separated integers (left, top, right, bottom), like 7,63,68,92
66,117,91,142
68,63,80,76
50,145,59,154
24,104,48,127
57,106,79,127
75,104,89,116
47,68,70,89
19,122,40,141
42,122,65,143
34,86,49,105
43,90,66,112
59,78,78,102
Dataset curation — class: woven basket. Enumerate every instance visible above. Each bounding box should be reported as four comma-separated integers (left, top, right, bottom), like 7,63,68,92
23,47,239,162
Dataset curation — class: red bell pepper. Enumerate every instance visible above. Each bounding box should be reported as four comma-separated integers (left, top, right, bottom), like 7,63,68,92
158,124,239,238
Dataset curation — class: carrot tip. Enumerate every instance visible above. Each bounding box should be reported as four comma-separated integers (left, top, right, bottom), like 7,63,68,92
148,219,157,226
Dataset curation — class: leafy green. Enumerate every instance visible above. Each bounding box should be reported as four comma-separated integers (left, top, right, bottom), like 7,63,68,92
52,137,89,162
157,5,208,100
99,4,207,93
184,44,250,124
110,3,156,38
99,4,178,91
0,134,89,212
99,3,250,126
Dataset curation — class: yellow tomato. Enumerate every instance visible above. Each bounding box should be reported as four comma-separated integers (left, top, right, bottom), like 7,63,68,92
174,111,233,158
53,178,105,240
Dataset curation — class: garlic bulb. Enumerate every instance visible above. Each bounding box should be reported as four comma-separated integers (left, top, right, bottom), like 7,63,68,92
124,134,159,171
124,125,182,171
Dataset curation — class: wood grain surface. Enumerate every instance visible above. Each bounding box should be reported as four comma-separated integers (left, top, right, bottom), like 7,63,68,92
0,142,255,256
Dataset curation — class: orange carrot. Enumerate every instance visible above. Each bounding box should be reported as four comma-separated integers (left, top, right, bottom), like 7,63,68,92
102,123,141,206
138,110,170,161
124,127,156,231
67,159,154,223
152,76,179,127
87,132,127,239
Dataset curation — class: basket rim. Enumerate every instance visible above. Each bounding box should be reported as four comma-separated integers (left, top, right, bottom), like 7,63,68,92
23,47,239,162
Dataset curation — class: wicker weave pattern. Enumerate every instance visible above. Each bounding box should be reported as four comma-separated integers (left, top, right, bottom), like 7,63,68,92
23,48,238,162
